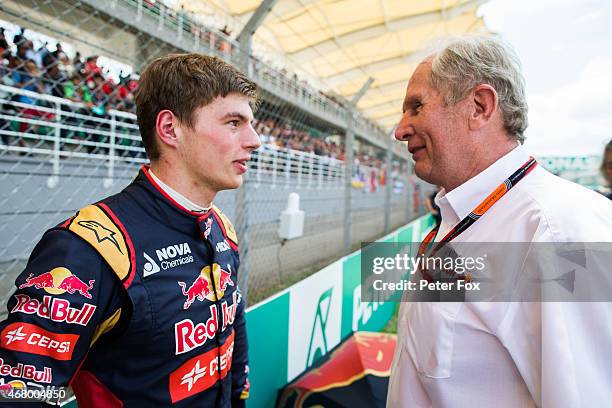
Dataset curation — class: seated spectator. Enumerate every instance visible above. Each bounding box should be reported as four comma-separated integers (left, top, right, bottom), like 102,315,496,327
0,27,8,57
12,59,44,104
57,51,75,78
84,55,102,79
63,72,90,104
73,51,83,73
42,54,66,98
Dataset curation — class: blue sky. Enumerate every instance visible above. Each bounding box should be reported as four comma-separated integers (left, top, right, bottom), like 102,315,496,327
480,0,612,157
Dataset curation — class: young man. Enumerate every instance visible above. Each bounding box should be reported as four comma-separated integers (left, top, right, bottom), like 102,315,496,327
387,36,612,407
0,53,260,407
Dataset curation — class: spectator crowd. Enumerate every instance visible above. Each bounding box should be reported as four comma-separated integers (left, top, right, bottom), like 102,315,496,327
0,25,397,183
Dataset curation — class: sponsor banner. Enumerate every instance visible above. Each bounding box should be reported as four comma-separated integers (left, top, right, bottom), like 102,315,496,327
244,292,290,408
10,295,96,326
1,323,79,361
287,262,343,382
169,331,235,403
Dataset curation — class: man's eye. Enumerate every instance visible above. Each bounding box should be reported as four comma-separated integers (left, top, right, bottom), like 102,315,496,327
413,102,423,113
227,120,239,127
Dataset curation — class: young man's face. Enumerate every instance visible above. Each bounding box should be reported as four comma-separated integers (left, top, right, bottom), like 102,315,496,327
177,93,261,195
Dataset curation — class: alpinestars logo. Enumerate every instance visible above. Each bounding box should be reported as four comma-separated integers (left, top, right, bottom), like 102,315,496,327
143,242,194,277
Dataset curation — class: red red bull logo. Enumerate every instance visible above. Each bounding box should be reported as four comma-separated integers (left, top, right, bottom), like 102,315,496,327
178,276,211,310
11,294,96,326
0,358,52,384
219,266,234,291
178,264,236,309
174,305,219,355
18,268,95,299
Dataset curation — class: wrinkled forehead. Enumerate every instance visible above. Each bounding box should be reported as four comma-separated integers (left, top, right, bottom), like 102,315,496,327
402,61,434,108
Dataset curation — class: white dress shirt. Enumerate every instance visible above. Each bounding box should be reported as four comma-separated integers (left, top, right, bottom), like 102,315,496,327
387,145,612,407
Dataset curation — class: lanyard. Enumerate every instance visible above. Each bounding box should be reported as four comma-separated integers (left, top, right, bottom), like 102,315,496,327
418,156,538,280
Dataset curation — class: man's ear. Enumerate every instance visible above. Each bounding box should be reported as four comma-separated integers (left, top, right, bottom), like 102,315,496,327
155,109,181,149
468,84,498,131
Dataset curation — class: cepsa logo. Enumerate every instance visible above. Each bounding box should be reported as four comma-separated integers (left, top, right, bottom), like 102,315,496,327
11,294,96,326
19,268,94,299
1,323,79,361
169,331,235,403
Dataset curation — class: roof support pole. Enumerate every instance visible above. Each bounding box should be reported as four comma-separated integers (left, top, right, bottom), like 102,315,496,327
344,77,374,255
236,0,279,71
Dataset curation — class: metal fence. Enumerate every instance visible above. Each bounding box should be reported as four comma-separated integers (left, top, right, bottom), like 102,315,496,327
0,0,430,306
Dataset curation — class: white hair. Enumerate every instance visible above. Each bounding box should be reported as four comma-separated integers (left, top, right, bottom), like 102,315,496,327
429,35,528,143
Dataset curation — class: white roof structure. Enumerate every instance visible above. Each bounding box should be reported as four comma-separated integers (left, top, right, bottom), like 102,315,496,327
180,0,489,130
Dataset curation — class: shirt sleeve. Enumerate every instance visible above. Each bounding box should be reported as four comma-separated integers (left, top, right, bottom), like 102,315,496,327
0,228,127,404
230,287,249,407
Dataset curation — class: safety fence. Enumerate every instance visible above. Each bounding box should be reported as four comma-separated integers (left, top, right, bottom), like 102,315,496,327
0,84,430,307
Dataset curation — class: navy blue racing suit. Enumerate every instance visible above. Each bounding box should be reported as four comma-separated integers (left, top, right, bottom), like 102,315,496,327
0,166,249,407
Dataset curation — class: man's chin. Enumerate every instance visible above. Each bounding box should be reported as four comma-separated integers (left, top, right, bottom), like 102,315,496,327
414,164,433,183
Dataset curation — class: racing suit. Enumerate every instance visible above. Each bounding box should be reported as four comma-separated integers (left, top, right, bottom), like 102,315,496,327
0,165,249,407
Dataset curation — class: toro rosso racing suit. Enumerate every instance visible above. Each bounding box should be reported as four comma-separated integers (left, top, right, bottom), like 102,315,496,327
0,166,249,407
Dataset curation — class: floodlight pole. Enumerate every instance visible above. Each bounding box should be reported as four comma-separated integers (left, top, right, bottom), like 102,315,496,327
344,77,374,255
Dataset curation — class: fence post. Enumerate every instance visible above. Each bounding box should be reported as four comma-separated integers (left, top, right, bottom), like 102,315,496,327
383,130,394,234
318,156,323,189
158,5,165,30
47,102,61,189
136,0,143,21
104,113,116,188
285,150,291,188
235,175,250,305
177,10,183,41
343,110,355,255
405,163,413,224
271,147,278,188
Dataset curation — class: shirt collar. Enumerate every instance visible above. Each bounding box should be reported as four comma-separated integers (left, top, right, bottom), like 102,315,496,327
435,144,530,222
148,168,211,214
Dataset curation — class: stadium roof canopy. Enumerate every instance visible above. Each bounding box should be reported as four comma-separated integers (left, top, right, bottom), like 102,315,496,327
179,0,489,131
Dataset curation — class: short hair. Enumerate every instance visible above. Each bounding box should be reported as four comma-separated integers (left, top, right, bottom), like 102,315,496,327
135,53,258,161
428,35,528,143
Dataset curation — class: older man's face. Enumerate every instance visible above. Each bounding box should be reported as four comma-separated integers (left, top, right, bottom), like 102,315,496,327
395,61,470,187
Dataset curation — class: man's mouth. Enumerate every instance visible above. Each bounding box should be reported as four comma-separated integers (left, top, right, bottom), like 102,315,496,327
408,146,426,158
233,158,250,174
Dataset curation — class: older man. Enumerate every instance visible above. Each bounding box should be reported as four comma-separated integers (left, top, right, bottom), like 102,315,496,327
387,36,612,407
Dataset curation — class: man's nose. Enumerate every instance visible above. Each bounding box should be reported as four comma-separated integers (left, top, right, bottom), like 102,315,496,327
394,114,413,141
244,124,262,151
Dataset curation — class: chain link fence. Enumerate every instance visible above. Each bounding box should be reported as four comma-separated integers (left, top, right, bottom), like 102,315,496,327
0,0,431,308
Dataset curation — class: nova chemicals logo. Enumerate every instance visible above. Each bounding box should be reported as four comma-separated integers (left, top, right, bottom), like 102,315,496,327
142,242,194,277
